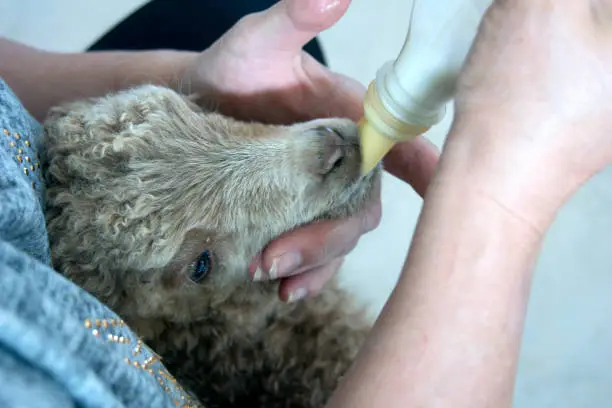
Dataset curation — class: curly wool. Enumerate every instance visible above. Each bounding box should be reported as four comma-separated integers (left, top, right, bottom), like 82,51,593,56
43,84,382,408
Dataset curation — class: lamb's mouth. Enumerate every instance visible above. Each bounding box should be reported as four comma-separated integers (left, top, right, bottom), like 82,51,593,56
352,161,381,191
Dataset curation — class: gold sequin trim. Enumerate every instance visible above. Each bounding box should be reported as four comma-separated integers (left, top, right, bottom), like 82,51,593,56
133,339,143,356
84,317,200,407
158,369,177,383
3,129,8,136
23,168,28,176
24,140,30,147
14,132,20,139
16,156,22,163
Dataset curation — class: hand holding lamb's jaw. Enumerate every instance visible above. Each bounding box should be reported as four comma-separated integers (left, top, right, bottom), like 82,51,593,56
248,171,382,303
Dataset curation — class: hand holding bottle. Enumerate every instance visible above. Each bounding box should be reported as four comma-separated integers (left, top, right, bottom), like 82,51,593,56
448,0,612,226
329,2,612,408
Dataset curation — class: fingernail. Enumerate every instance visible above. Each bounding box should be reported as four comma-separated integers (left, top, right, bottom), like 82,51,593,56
269,252,302,279
253,266,266,282
287,287,308,303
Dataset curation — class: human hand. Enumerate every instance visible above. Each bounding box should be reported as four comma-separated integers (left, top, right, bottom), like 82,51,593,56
447,0,612,228
182,0,439,301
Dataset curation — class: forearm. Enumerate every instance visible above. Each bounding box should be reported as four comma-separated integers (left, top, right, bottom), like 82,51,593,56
328,126,557,407
0,38,198,121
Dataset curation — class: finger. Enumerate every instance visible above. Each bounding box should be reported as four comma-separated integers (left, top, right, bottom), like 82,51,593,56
247,218,355,281
323,70,368,121
383,135,441,197
278,257,345,302
243,0,352,53
330,72,368,120
296,55,367,121
251,197,381,280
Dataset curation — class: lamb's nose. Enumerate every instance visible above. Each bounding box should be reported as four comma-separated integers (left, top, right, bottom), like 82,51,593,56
317,127,345,176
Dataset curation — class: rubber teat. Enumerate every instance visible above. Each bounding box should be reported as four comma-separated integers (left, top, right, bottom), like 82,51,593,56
358,118,395,175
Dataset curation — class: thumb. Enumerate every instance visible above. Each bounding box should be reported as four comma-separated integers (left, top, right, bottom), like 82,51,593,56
237,0,352,54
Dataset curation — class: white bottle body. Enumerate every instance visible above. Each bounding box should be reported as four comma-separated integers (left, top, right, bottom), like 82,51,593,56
375,0,493,134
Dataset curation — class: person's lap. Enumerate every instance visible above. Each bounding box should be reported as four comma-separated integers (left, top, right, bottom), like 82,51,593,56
0,3,327,405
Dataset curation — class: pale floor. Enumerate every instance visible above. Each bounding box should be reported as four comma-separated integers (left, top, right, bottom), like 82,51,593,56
2,1,612,406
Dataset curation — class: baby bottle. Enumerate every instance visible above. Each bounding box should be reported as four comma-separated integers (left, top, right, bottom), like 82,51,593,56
359,0,493,174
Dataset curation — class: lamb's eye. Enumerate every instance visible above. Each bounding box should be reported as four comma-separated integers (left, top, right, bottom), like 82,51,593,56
191,250,212,283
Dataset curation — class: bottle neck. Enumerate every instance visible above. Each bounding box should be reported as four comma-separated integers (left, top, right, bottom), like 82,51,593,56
362,78,432,143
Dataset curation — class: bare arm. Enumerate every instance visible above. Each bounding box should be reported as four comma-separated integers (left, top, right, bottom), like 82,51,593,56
326,124,555,408
325,0,612,403
0,37,197,121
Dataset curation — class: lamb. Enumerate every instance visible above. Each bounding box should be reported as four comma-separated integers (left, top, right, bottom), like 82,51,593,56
42,84,382,408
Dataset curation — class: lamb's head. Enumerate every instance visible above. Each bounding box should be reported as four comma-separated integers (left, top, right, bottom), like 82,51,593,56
43,84,381,323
